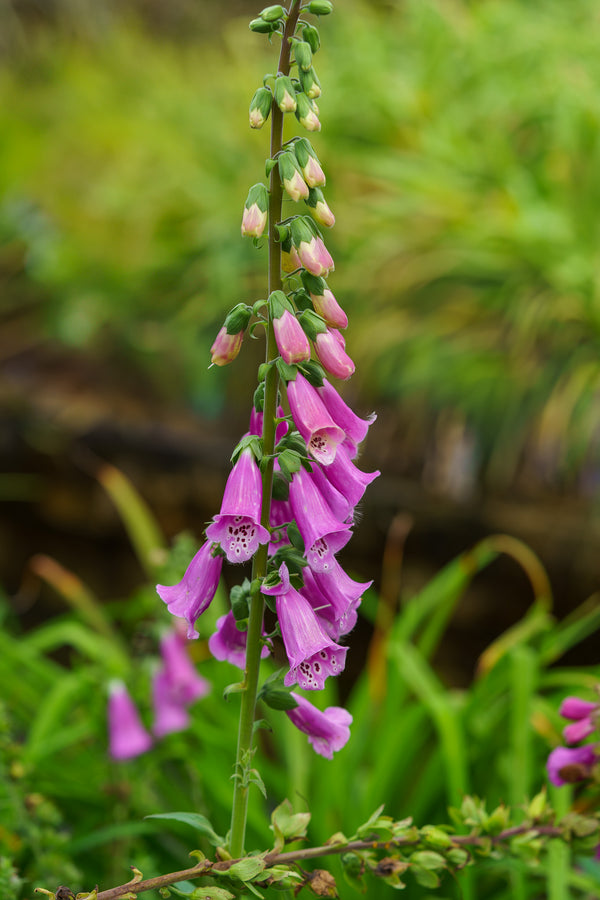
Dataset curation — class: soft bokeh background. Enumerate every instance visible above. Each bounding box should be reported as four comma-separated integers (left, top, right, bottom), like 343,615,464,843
2,1,600,896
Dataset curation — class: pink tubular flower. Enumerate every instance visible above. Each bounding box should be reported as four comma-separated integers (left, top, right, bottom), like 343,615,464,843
311,287,348,329
560,697,598,720
210,327,244,367
301,563,362,639
286,692,352,759
262,563,347,690
108,681,153,761
206,448,270,564
307,465,353,523
159,630,210,704
157,541,223,639
241,204,267,238
318,443,380,508
318,379,377,456
559,694,598,744
274,310,311,364
288,467,351,573
315,329,355,380
152,668,190,738
286,373,345,465
209,610,271,669
547,744,597,786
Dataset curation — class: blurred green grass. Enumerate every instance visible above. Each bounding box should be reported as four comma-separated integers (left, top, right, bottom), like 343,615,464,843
3,0,600,485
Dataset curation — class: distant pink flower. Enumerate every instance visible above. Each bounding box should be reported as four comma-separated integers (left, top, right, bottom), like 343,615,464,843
152,668,190,738
159,630,210,704
108,682,152,761
547,744,596,786
286,693,352,758
209,611,271,669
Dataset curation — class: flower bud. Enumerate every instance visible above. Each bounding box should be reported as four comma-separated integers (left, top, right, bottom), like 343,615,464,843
294,40,313,72
274,75,297,113
224,302,252,334
302,273,347,329
241,183,269,237
315,328,355,380
274,309,311,365
297,308,327,341
250,17,278,33
305,187,335,227
294,138,326,187
302,24,320,53
308,0,333,14
249,86,272,129
300,67,321,100
295,92,321,132
291,217,333,276
259,4,285,21
281,232,302,273
210,327,243,366
278,150,309,201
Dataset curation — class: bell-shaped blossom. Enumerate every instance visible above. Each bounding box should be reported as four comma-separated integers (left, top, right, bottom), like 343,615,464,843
315,329,355,380
318,379,376,456
286,373,344,466
319,444,379,509
152,668,190,738
288,467,351,572
547,744,597,786
310,287,347,330
157,541,223,639
262,563,347,690
559,694,598,744
304,558,370,638
274,309,311,365
210,327,244,367
286,692,352,759
206,449,270,564
209,610,271,669
560,696,598,720
159,630,210,704
108,681,153,761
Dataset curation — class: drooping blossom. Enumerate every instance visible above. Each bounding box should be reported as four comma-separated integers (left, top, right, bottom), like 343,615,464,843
547,744,597,787
303,558,370,638
286,692,352,759
314,329,355,380
306,188,335,228
273,309,311,365
262,563,347,690
294,138,326,187
310,286,347,329
279,151,309,202
249,86,272,129
206,448,270,564
560,695,598,744
274,75,297,112
157,541,223,639
307,465,353,523
209,610,271,669
317,378,376,456
241,184,269,238
210,327,244,367
295,92,321,131
108,681,153,761
286,372,344,465
317,444,380,509
288,467,351,573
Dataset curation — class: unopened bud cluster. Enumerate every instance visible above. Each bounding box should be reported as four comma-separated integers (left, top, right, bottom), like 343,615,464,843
157,0,375,759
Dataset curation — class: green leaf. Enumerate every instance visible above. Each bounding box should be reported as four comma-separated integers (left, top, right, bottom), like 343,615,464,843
271,799,311,851
216,857,266,881
189,888,235,900
144,813,225,847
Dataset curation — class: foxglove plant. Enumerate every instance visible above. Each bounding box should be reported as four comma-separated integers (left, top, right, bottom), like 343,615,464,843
154,0,377,859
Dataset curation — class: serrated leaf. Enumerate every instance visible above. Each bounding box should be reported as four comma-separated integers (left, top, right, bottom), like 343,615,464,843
271,799,311,851
145,813,225,847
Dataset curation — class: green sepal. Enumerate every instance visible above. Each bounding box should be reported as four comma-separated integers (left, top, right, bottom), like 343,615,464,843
294,40,313,72
223,681,247,701
224,303,252,335
272,470,290,500
268,289,294,319
300,270,327,296
276,358,298,382
265,157,278,178
297,308,327,340
253,718,272,734
253,380,265,412
302,24,320,53
277,448,303,480
270,799,310,853
292,289,312,311
230,579,252,621
299,67,321,100
294,136,318,168
244,182,269,213
270,544,308,575
297,358,325,386
258,360,275,382
287,521,305,552
260,687,299,712
231,433,263,464
215,857,267,882
250,17,279,33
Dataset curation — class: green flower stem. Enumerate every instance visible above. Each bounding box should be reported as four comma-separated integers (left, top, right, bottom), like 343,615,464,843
228,0,303,858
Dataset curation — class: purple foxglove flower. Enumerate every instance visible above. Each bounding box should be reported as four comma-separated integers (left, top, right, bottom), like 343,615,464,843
152,668,190,738
159,630,210,704
288,467,351,573
206,448,270,564
310,287,348,329
210,327,244,367
286,372,345,465
560,696,598,720
262,563,347,689
157,541,223,640
274,309,311,365
286,692,352,758
318,443,380,508
564,718,595,744
108,681,153,761
315,329,355,380
208,610,271,669
318,379,376,456
547,744,596,786
304,558,370,637
307,465,353,523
